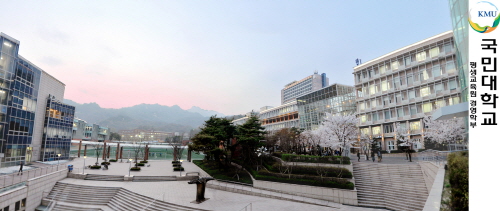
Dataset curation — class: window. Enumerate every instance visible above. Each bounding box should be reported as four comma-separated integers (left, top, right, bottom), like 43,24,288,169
359,102,365,110
449,96,460,105
429,47,440,57
371,99,376,108
387,141,395,150
408,90,416,99
416,51,427,62
369,85,376,95
432,65,442,77
372,113,379,121
423,102,432,113
410,121,421,131
361,128,370,135
381,80,388,91
435,83,443,93
404,56,411,66
385,110,391,119
391,61,399,70
406,74,413,85
449,79,457,90
372,126,381,135
383,96,389,105
383,124,394,133
420,69,429,81
420,87,430,97
360,115,367,123
397,108,404,117
434,100,445,109
410,105,417,115
395,93,402,103
444,43,452,53
446,61,456,73
380,65,386,74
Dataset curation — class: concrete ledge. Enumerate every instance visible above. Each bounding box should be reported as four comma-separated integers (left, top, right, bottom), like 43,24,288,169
67,173,87,179
253,180,357,206
124,175,133,181
423,163,445,211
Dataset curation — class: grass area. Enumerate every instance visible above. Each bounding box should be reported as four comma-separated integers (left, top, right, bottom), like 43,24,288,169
193,160,253,184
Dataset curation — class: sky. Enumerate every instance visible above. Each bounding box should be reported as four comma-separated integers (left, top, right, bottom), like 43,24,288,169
0,0,453,115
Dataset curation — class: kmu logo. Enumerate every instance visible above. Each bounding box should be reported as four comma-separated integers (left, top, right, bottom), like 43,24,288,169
469,1,499,33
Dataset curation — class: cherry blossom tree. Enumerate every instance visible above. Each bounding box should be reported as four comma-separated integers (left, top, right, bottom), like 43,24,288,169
423,116,466,150
394,122,418,162
318,113,359,157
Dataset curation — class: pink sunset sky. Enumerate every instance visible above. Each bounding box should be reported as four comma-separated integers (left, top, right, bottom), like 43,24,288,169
0,1,452,115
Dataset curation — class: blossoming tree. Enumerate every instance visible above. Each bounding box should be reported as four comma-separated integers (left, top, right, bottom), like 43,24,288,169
423,116,466,150
318,113,359,157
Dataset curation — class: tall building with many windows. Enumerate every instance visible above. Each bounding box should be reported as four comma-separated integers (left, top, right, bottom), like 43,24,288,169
0,33,74,166
353,31,460,151
281,71,329,104
260,101,299,132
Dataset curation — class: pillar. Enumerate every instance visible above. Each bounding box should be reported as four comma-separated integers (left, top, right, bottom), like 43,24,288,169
120,147,123,160
78,140,82,158
84,145,87,156
102,142,107,160
116,143,120,160
107,146,111,159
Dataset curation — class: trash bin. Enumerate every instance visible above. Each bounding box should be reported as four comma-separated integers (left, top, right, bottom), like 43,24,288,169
68,165,73,172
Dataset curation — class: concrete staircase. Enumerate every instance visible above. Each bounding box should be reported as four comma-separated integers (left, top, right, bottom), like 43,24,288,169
108,188,210,211
353,162,428,211
44,182,210,211
46,182,121,206
84,174,125,181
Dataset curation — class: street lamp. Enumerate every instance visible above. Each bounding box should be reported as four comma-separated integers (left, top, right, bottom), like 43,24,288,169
128,158,133,177
57,154,61,170
179,160,183,176
83,156,87,174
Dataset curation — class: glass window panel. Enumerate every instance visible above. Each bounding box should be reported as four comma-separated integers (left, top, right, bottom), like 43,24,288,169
429,47,440,57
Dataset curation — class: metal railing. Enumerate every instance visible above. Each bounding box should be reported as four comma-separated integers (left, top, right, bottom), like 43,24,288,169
0,163,67,189
418,150,452,165
239,203,252,211
142,193,164,211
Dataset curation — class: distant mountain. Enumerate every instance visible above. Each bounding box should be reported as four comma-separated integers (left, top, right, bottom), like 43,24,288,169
63,100,217,132
187,106,225,117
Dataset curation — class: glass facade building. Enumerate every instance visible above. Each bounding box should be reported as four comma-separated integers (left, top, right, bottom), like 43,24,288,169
449,0,469,102
0,33,74,167
42,96,75,161
297,84,356,130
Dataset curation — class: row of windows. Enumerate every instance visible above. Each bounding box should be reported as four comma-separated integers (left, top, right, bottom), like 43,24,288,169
360,120,422,136
359,95,460,124
358,78,459,112
355,41,454,82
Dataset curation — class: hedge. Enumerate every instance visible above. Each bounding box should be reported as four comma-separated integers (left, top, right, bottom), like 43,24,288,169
137,163,145,166
447,151,468,211
281,154,351,164
173,167,184,171
101,162,111,165
109,159,117,162
140,160,148,163
90,165,101,169
173,164,182,167
130,167,141,171
270,163,352,178
172,161,181,164
254,173,354,190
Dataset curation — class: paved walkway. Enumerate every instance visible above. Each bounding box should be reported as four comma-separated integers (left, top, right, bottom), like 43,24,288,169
55,158,384,211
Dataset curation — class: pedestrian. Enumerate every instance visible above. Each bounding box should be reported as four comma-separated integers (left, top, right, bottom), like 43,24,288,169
377,150,381,162
380,151,383,162
17,161,23,175
357,151,360,162
371,151,375,162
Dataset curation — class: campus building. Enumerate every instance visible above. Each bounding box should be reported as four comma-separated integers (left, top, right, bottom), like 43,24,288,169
297,83,356,130
259,101,299,132
71,118,110,142
0,33,75,166
281,71,329,104
353,31,461,151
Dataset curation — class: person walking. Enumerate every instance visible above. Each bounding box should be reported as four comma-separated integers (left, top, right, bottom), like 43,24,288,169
357,151,361,162
377,150,381,162
17,161,23,175
371,151,375,162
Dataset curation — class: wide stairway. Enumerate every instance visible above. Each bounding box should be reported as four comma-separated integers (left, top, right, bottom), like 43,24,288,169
353,162,428,211
44,182,210,211
84,174,125,181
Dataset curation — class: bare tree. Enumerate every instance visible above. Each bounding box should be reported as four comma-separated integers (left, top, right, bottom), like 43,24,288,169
166,136,185,161
91,144,103,165
131,142,145,167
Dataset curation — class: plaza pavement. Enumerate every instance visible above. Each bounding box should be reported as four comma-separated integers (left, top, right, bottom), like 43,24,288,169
55,157,384,211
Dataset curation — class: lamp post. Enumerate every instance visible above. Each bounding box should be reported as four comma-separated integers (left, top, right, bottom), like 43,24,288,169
128,158,133,177
83,156,87,174
57,154,61,170
179,160,183,176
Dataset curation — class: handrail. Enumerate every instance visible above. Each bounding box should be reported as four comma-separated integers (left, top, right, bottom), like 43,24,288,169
238,203,252,211
141,193,163,211
215,178,252,186
46,191,59,211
